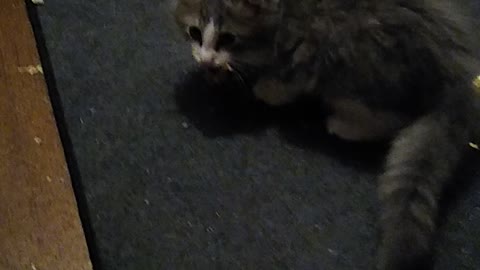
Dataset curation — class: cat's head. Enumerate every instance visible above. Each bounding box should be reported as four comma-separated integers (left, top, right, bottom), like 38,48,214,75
174,0,281,81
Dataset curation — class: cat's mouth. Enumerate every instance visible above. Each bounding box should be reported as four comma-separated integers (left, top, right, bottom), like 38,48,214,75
198,60,232,72
198,62,232,83
196,58,255,87
200,63,227,73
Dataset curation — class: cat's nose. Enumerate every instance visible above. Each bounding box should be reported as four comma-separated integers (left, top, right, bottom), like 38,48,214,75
198,48,220,71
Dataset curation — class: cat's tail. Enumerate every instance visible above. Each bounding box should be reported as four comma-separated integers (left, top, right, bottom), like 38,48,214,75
376,106,470,270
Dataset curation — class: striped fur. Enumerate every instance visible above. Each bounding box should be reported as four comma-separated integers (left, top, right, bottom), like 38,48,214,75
173,0,479,269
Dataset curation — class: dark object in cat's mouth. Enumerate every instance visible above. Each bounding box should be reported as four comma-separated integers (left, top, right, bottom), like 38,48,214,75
201,69,229,84
198,65,244,87
200,62,222,73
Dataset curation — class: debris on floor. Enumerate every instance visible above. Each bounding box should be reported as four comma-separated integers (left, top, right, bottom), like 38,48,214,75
469,142,479,150
474,75,480,95
34,137,42,144
17,65,43,75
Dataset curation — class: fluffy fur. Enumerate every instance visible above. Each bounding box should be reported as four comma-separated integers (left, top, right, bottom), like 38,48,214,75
174,0,479,269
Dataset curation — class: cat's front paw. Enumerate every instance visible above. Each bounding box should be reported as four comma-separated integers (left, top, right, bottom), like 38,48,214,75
253,79,295,106
326,116,368,141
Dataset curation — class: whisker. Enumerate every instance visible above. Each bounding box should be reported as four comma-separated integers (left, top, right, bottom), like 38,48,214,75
232,61,261,73
229,64,250,90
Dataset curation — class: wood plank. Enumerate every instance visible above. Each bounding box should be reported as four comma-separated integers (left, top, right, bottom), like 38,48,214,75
0,1,93,269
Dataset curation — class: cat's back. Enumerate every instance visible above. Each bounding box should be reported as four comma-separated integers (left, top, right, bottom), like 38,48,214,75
280,0,477,112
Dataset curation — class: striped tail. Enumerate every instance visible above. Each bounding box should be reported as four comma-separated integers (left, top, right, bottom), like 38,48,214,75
376,110,469,270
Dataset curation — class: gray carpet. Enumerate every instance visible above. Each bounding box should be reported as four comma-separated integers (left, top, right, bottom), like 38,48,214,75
31,1,480,269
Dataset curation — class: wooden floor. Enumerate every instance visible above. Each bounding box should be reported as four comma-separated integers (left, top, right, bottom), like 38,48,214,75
0,1,92,269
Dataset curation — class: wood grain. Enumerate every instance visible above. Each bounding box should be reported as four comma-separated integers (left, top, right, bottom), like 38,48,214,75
0,1,92,269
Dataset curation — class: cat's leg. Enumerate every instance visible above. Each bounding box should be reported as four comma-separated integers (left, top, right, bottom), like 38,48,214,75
253,68,316,106
326,98,408,141
253,78,301,106
253,40,316,106
376,112,467,270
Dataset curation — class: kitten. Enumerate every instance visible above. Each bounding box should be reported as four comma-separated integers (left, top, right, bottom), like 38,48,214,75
174,0,479,269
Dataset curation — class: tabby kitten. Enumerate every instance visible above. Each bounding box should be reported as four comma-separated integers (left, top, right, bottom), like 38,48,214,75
174,0,478,269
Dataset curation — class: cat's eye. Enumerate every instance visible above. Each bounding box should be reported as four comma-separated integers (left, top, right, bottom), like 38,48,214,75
188,26,202,44
216,32,236,49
